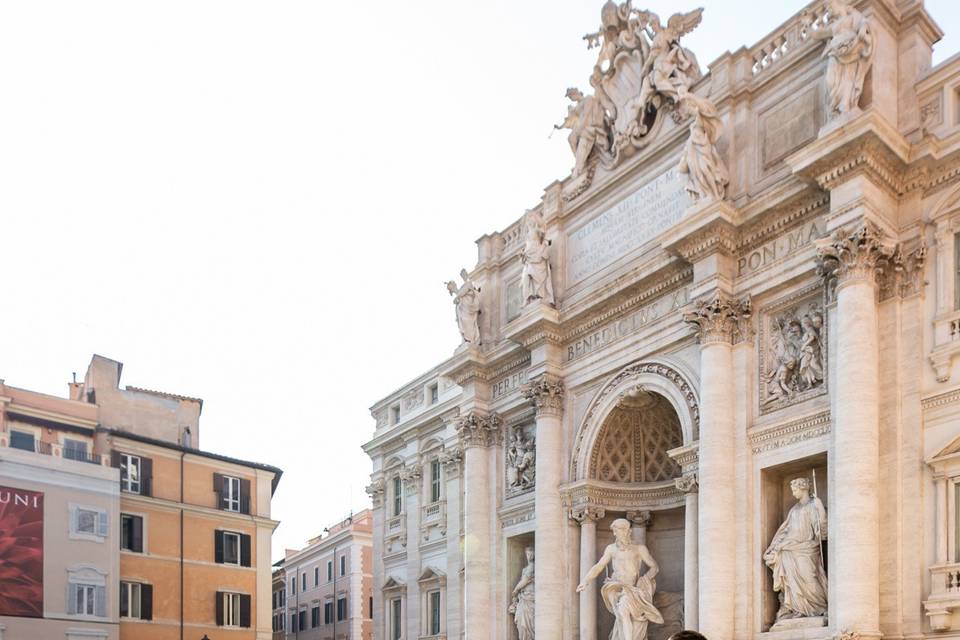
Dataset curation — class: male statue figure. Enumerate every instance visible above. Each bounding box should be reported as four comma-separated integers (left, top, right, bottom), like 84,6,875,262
577,518,663,640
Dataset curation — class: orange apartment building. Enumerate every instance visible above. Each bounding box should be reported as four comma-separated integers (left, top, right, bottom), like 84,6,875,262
0,354,283,640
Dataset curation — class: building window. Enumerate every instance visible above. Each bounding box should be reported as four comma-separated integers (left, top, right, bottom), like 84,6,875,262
391,405,400,424
312,605,320,628
429,590,441,635
9,429,35,452
215,530,250,567
63,438,89,462
369,596,374,619
325,600,334,624
429,383,439,404
70,505,108,541
337,596,347,621
391,598,403,640
430,460,441,503
120,453,141,494
120,581,153,620
76,584,96,616
224,475,241,512
315,566,320,586
67,566,107,617
120,514,144,552
340,554,346,577
327,559,333,582
291,577,296,595
299,608,307,631
224,592,241,626
393,476,402,516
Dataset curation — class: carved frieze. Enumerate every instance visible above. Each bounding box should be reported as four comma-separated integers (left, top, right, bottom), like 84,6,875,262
562,480,684,512
759,291,827,413
748,410,831,455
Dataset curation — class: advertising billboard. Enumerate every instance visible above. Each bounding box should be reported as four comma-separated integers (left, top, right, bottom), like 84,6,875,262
0,486,43,617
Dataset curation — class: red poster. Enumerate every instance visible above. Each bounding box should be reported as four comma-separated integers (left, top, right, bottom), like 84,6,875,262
0,486,43,617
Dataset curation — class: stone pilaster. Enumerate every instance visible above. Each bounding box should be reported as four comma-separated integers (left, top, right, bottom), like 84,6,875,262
571,506,605,640
683,293,750,640
522,375,565,640
440,445,464,640
816,222,894,638
366,478,386,640
457,412,501,640
675,473,699,631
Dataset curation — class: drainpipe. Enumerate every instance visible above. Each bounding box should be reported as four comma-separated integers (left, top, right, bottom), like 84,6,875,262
332,543,338,640
180,450,185,640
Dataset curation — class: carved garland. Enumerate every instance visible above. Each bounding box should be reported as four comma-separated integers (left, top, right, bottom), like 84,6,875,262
571,360,699,479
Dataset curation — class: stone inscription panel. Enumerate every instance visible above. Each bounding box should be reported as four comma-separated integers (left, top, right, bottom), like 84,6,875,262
492,370,528,399
566,168,689,284
737,217,825,277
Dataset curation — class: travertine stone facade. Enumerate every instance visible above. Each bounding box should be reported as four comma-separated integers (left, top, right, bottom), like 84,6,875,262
363,1,960,639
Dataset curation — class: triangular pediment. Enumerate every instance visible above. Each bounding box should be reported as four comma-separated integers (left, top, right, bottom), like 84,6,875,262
417,566,446,583
382,576,406,591
929,433,960,465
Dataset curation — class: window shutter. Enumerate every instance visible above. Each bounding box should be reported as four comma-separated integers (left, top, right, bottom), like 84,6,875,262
140,457,153,496
120,582,129,618
67,584,78,615
95,586,106,617
215,591,224,626
240,533,252,568
111,450,121,469
239,593,252,628
98,511,109,538
132,515,143,553
214,530,224,564
141,584,153,621
213,473,224,509
240,478,251,514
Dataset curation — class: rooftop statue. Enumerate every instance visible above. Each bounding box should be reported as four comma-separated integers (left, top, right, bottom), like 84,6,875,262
520,210,556,306
677,92,729,203
446,269,481,346
804,0,874,117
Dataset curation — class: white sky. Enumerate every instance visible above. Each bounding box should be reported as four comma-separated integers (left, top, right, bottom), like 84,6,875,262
1,1,957,560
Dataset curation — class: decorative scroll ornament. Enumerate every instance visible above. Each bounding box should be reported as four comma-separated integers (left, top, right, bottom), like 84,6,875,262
522,376,565,417
456,412,503,449
674,473,698,494
815,221,896,288
803,0,874,117
683,293,753,345
446,269,482,345
555,2,705,176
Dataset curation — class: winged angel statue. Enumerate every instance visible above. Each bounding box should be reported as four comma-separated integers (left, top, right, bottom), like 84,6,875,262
556,2,705,177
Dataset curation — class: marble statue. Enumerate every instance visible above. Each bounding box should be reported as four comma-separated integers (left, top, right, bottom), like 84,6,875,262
577,518,663,640
520,210,556,306
507,430,536,491
555,87,610,177
677,93,729,203
763,478,828,623
509,546,536,640
764,304,825,405
634,9,703,107
805,0,874,116
446,269,481,345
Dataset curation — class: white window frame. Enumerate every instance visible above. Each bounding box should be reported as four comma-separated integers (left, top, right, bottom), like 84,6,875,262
62,436,90,462
120,581,143,619
69,503,108,543
393,476,402,517
120,453,141,494
222,530,241,566
223,475,241,512
390,597,403,640
120,512,147,553
8,425,38,452
223,591,242,627
67,564,107,619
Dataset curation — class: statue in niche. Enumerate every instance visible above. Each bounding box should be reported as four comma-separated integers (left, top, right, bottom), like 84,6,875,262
555,87,610,177
446,269,481,345
520,210,555,307
578,518,663,640
507,429,536,492
764,303,825,406
677,93,729,203
509,546,535,640
803,0,874,117
763,478,828,624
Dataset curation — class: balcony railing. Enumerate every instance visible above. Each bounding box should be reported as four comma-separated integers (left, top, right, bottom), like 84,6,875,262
3,437,107,466
925,563,960,631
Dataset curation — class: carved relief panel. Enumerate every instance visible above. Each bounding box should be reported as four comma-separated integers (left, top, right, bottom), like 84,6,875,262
506,423,536,498
759,289,827,414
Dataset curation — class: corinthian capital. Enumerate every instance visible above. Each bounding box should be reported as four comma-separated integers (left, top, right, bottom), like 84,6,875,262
456,412,503,449
815,221,896,288
365,479,386,507
683,293,752,345
570,505,605,524
674,473,698,494
521,375,565,417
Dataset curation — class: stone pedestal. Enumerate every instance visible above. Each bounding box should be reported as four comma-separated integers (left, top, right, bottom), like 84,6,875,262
524,376,565,640
572,506,604,640
816,222,894,638
684,293,751,640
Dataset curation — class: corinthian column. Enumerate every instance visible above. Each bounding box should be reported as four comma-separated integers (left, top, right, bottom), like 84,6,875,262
457,412,502,640
683,293,751,640
571,506,604,640
675,473,699,630
816,222,894,637
523,376,565,640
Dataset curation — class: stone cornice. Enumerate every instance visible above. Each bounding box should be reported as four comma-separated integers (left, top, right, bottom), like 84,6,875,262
748,410,831,455
736,191,830,254
667,441,699,474
661,199,743,262
560,478,684,512
922,387,960,412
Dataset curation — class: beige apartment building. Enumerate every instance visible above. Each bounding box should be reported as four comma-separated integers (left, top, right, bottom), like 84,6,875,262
282,511,373,640
0,381,120,640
